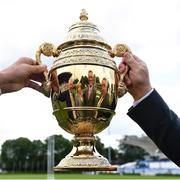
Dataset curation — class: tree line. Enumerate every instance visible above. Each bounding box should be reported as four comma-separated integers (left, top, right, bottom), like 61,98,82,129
0,134,147,172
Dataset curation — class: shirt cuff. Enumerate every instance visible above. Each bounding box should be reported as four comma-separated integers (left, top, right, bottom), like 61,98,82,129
132,88,154,107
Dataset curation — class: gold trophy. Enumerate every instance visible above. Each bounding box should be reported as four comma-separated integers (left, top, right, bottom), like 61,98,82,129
36,9,131,171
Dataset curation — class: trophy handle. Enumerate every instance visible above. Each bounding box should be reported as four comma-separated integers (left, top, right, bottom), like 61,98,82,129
35,42,60,97
110,44,132,98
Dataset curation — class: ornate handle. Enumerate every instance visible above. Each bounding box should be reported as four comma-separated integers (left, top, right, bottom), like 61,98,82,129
35,42,60,97
110,44,132,98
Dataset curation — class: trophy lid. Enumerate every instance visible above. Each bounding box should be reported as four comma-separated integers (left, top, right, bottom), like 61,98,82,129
58,9,111,51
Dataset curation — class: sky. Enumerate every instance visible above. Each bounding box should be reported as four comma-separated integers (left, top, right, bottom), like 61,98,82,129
0,0,180,149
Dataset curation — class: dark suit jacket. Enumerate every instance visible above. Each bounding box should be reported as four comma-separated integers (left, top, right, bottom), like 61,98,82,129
98,94,110,109
128,89,180,167
97,94,111,118
83,86,96,106
58,90,72,107
58,90,75,119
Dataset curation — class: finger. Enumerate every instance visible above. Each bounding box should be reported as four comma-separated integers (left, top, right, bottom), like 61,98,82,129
118,62,126,73
17,57,36,65
123,52,138,69
16,57,37,65
133,54,148,69
30,64,47,74
133,54,143,63
26,80,43,93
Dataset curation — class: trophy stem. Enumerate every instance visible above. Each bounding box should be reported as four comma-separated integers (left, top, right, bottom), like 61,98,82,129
54,134,117,171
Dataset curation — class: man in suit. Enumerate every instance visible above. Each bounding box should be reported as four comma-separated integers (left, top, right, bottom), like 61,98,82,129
95,77,110,119
118,52,180,167
83,70,96,106
97,77,110,109
58,78,77,120
83,70,96,118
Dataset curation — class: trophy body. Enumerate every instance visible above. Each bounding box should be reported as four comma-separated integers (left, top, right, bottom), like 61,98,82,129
36,10,130,171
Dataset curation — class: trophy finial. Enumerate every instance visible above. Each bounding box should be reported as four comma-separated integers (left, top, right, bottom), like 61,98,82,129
80,9,88,21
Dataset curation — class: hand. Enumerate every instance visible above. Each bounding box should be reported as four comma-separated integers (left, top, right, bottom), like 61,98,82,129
118,52,152,101
0,57,47,94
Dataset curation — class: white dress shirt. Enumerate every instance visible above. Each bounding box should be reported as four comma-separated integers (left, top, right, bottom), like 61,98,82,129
133,88,154,107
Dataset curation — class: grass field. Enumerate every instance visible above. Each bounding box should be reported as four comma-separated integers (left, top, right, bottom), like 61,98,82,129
0,173,180,179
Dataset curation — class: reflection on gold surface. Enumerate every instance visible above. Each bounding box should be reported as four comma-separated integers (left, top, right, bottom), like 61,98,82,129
51,65,117,133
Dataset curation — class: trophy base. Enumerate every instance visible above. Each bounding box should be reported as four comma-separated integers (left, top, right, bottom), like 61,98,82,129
54,167,117,171
54,134,117,171
54,156,117,171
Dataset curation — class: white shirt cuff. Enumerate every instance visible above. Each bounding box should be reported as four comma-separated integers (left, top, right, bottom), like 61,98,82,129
133,88,154,107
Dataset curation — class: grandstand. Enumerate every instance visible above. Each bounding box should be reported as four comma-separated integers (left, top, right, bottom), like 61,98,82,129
118,135,180,175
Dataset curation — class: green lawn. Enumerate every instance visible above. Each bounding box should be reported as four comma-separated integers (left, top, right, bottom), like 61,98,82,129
0,173,180,179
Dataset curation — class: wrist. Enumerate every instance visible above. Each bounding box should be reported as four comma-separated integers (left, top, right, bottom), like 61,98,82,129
0,71,7,85
0,71,6,95
0,69,13,84
132,86,152,101
0,70,12,95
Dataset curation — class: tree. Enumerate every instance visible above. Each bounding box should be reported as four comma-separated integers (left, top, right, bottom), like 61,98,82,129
73,78,79,84
95,136,105,155
49,134,72,166
1,137,32,171
30,140,47,172
96,76,100,84
118,141,148,164
104,147,119,164
1,138,47,172
1,135,73,172
95,136,119,164
80,76,88,88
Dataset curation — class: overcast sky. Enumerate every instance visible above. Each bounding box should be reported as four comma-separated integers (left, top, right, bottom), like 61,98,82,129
0,0,180,148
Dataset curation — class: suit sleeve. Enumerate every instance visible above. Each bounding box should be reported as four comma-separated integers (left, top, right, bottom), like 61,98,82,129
127,89,180,167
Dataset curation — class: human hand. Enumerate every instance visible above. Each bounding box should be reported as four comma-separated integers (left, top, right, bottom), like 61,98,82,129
118,52,152,101
0,57,47,94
